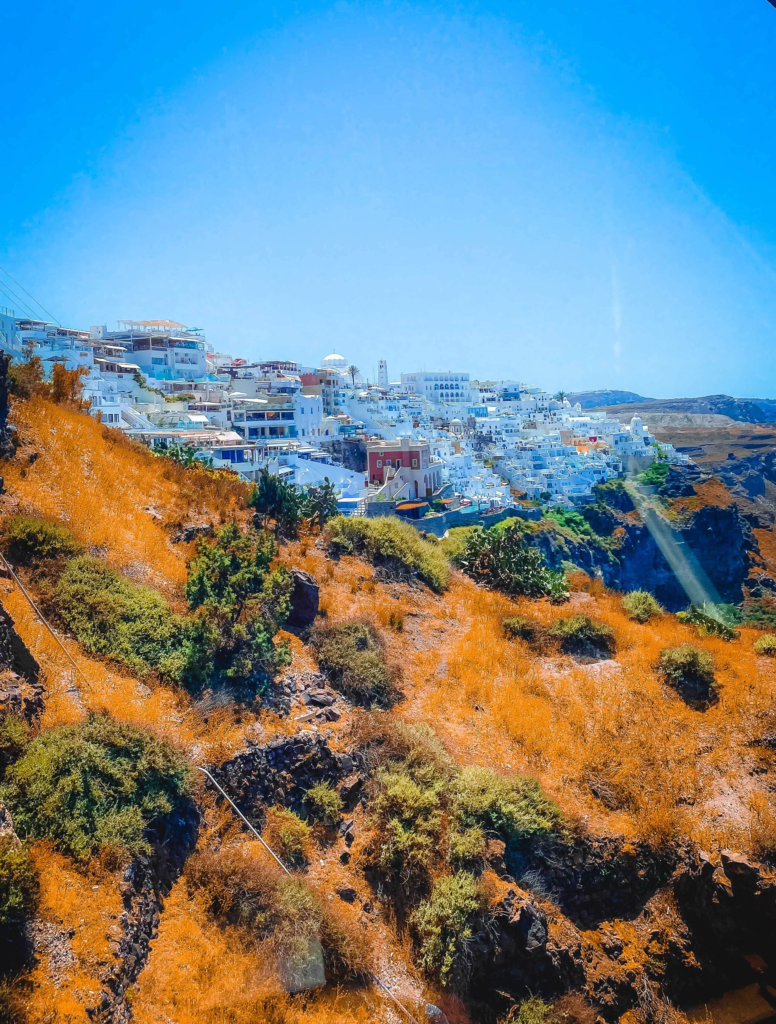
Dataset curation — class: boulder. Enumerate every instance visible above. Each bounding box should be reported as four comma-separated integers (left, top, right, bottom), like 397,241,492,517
501,887,549,953
287,570,319,626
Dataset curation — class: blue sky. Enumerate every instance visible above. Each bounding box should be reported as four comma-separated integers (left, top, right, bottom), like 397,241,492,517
3,1,775,396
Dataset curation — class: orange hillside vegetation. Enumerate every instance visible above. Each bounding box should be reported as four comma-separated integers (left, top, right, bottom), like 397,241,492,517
284,540,776,854
4,396,249,598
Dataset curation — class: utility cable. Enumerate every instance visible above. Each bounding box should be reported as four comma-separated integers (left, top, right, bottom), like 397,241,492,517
197,766,420,1024
0,267,60,325
0,285,40,323
0,551,92,693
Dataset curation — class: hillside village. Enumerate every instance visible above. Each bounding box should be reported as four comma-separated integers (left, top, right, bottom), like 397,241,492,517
0,313,775,1024
0,312,690,524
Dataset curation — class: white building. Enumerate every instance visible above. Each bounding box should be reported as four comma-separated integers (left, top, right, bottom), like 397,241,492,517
401,371,471,404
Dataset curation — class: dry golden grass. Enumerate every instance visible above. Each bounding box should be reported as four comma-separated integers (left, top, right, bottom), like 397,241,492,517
283,540,776,854
9,843,124,1024
4,397,248,600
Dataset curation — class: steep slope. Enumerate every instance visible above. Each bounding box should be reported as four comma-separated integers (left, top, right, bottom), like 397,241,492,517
2,398,776,1024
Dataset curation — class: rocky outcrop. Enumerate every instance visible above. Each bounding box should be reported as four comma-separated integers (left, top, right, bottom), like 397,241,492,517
211,732,354,820
532,504,755,611
88,802,199,1023
287,569,319,627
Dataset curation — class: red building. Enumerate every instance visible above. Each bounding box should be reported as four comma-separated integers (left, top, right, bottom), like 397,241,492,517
366,438,441,498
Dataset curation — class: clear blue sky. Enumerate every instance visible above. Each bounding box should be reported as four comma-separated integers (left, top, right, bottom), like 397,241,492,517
3,1,775,396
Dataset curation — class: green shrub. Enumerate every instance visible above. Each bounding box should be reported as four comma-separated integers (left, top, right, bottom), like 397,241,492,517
638,460,670,487
439,526,474,564
262,807,312,865
248,468,309,538
1,714,192,861
677,604,739,641
2,514,83,564
543,508,594,537
312,621,395,706
754,634,776,657
621,590,664,624
305,782,343,823
0,837,38,924
502,616,538,643
410,872,485,985
50,555,195,681
327,516,450,592
370,760,446,881
455,523,569,602
447,826,488,867
659,644,716,696
500,997,552,1024
185,523,293,688
450,765,559,850
0,714,28,782
546,615,615,656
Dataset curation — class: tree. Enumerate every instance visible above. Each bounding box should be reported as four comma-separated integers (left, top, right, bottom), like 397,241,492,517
553,391,567,404
248,468,307,538
50,362,90,410
347,364,360,386
186,521,277,623
8,342,45,400
455,522,569,602
304,478,338,530
185,522,292,688
153,440,210,469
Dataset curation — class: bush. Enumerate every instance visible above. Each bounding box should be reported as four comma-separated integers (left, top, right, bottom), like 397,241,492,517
450,765,559,850
327,515,450,592
677,604,739,641
185,523,292,688
248,469,309,538
447,826,488,867
0,837,38,924
410,872,485,986
621,590,663,624
659,644,716,701
1,514,83,565
1,714,192,861
543,508,594,538
50,555,195,681
638,460,670,487
500,997,552,1024
546,615,615,656
304,782,343,823
754,634,776,657
312,621,395,706
502,616,538,643
370,759,446,881
0,714,28,782
455,523,569,602
439,526,473,564
262,807,312,866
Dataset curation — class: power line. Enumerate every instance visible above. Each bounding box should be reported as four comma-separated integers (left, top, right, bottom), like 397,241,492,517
0,267,60,325
0,551,91,702
0,284,40,322
198,766,420,1023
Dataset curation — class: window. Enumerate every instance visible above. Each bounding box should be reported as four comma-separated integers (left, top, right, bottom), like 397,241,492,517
412,459,418,468
376,460,382,467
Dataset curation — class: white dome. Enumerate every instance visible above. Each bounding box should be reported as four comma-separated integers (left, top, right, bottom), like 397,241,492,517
321,352,347,369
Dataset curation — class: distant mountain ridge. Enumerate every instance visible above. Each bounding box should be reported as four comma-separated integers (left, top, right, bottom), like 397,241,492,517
566,389,653,408
568,391,776,423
